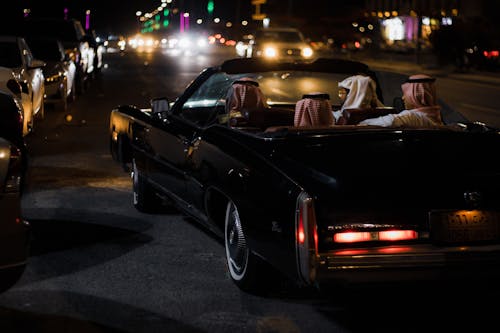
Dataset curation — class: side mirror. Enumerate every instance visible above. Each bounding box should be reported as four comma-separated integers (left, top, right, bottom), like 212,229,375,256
151,97,171,121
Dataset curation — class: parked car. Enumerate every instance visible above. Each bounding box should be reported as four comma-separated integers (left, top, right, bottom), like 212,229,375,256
0,86,29,192
0,67,31,136
21,17,95,94
108,57,500,293
0,87,25,150
0,135,30,293
0,35,46,132
27,37,77,112
246,27,314,61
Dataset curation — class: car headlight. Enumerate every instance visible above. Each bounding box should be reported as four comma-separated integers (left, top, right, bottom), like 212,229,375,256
179,37,191,49
302,47,313,58
263,46,277,58
197,38,207,48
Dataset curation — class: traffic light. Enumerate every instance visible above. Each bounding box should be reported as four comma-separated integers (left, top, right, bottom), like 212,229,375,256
207,0,214,14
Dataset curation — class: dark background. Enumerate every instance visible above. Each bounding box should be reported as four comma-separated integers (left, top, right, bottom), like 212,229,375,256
9,0,365,36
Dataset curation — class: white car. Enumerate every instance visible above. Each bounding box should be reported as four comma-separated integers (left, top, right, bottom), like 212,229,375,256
246,27,314,61
0,36,46,133
27,37,77,112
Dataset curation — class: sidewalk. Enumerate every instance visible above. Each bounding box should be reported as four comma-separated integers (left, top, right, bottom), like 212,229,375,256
334,50,500,86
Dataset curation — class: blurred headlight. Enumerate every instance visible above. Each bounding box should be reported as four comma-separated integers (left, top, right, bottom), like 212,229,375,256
179,37,191,49
196,38,207,48
302,47,314,58
264,46,277,58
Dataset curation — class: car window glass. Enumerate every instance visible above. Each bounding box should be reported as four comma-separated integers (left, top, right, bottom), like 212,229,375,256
180,73,233,126
257,71,346,107
0,42,23,68
256,30,303,43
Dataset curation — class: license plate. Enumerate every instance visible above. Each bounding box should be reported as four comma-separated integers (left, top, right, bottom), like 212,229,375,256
430,210,500,243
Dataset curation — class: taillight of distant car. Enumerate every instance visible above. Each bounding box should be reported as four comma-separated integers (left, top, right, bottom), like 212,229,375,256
483,50,499,58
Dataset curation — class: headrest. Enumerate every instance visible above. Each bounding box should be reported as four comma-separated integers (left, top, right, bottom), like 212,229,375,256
233,78,259,87
301,92,330,100
405,76,436,83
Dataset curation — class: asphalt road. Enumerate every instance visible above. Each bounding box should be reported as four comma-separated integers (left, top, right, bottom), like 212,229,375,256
1,46,499,333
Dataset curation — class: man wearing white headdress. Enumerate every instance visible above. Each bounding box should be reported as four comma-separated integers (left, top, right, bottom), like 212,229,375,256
333,74,384,122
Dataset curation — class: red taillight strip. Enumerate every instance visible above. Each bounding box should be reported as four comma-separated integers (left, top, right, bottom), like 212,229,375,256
334,230,418,243
484,50,500,58
295,191,318,286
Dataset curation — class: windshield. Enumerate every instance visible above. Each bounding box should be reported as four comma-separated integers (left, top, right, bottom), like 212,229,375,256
255,30,304,43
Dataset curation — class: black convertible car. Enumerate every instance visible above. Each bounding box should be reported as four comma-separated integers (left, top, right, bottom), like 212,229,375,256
109,57,500,293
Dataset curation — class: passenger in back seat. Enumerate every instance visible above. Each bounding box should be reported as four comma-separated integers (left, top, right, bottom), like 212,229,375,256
358,74,443,127
225,77,268,119
334,74,385,124
294,93,335,127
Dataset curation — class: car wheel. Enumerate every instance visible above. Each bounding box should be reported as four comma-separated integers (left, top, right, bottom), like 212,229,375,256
224,200,266,292
132,159,162,213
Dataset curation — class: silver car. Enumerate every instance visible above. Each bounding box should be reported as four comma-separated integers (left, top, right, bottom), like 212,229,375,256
246,27,314,61
0,36,46,133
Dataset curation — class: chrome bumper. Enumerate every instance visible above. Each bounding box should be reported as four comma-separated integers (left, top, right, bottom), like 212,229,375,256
316,244,500,284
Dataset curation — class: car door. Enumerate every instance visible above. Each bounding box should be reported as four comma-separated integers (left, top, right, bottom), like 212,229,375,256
146,72,232,219
174,73,233,217
144,116,193,210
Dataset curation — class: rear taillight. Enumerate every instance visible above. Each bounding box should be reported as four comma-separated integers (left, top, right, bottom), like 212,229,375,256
334,230,418,243
1,145,22,193
295,191,318,285
483,50,499,58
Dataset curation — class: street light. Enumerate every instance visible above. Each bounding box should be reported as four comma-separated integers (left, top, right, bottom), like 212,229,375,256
85,10,90,30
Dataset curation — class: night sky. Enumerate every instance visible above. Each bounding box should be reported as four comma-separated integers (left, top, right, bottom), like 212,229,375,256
9,1,365,37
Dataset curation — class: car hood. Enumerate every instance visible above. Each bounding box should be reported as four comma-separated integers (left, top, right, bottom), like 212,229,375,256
264,128,500,220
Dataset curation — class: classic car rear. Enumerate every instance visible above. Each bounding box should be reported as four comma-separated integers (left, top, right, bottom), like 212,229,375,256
109,57,500,293
260,126,500,286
